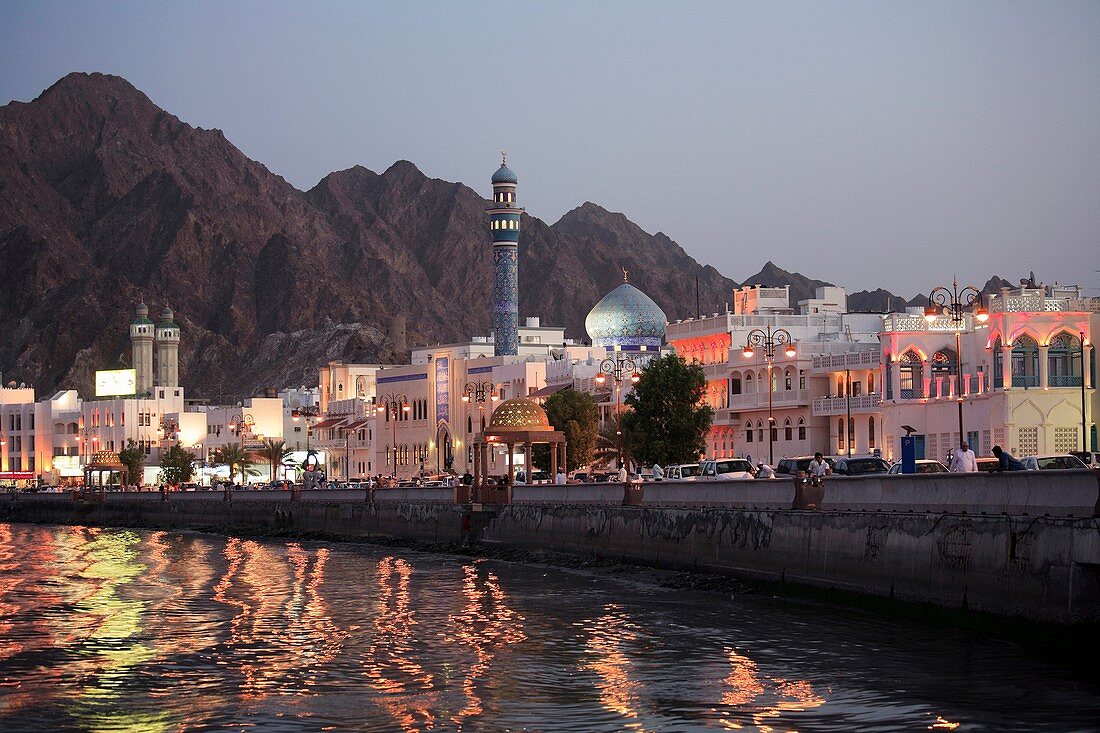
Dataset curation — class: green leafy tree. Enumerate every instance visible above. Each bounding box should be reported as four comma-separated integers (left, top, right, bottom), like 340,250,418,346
158,444,196,487
256,439,290,482
211,442,254,484
117,439,146,488
621,353,713,466
531,389,600,472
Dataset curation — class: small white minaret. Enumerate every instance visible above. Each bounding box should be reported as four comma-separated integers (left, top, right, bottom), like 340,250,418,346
155,305,181,388
130,301,155,395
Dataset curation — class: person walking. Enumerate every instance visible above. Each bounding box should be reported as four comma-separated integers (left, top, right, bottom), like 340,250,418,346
991,445,1026,471
949,442,978,472
617,464,628,482
554,468,567,485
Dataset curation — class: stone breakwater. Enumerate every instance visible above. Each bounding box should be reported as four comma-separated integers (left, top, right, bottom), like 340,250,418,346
1,470,1098,625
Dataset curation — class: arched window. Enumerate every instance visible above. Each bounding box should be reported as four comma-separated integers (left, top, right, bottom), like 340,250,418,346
1012,335,1040,387
784,368,794,391
992,337,1004,388
1047,331,1081,387
867,372,875,394
745,372,754,393
900,349,923,398
746,421,754,443
868,416,876,450
770,420,778,442
784,417,792,441
467,415,473,434
798,417,806,441
838,418,845,451
848,417,855,452
756,420,764,443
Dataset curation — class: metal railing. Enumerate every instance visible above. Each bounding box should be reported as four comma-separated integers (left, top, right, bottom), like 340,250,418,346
811,393,882,416
1048,374,1083,387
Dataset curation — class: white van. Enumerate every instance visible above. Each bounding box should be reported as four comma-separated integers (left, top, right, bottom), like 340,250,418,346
698,458,756,480
665,463,702,481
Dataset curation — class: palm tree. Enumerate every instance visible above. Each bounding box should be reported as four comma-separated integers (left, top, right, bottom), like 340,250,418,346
211,442,253,485
256,439,290,483
593,413,631,471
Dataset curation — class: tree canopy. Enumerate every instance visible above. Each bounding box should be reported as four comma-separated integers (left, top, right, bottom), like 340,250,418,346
622,353,713,466
532,388,599,472
117,439,146,487
211,443,253,484
158,444,196,487
256,439,290,482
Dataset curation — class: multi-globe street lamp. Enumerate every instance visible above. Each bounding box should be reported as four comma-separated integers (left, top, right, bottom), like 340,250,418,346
291,405,320,452
742,326,797,467
596,352,640,471
461,381,498,470
923,277,989,450
374,393,409,479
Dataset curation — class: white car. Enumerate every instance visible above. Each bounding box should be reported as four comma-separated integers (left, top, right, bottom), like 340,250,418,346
1021,454,1088,471
698,458,756,480
665,463,702,481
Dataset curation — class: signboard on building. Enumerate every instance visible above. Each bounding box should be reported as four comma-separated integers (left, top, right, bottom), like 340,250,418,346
95,369,137,397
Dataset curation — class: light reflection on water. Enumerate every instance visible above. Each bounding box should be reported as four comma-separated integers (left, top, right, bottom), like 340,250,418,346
0,523,1097,732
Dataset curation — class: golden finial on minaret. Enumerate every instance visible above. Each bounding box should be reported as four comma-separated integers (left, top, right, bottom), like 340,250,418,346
622,266,629,283
501,150,507,166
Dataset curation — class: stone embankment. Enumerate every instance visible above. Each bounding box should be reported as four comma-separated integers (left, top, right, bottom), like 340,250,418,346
2,471,1097,625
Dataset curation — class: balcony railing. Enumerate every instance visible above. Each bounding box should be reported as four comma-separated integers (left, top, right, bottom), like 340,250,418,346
1014,375,1040,388
811,349,881,372
1048,374,1083,387
812,393,882,416
726,389,810,411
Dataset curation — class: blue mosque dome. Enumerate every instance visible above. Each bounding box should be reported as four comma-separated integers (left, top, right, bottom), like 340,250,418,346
492,164,518,184
585,282,667,350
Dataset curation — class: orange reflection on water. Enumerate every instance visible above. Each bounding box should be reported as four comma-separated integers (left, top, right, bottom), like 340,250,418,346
585,604,647,730
445,563,527,727
717,647,826,731
284,543,346,692
929,715,961,730
363,556,436,732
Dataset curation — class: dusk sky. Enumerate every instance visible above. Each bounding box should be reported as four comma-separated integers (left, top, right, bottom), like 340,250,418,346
2,1,1097,298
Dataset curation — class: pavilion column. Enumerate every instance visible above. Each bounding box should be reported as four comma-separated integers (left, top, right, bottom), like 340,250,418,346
550,442,558,477
1039,345,1050,389
524,443,532,478
507,442,514,483
921,361,932,398
472,444,481,487
1002,344,1013,389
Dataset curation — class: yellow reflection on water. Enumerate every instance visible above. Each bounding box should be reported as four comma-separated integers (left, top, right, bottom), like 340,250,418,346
363,556,437,732
585,604,647,730
929,715,961,730
445,563,527,727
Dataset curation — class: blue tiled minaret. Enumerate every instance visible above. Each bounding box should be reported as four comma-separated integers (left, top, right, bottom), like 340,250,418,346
488,153,522,356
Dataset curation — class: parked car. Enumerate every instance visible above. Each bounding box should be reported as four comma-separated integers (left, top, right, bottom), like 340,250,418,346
887,460,949,474
832,456,891,476
528,471,550,484
1022,454,1088,471
665,463,702,481
1069,451,1100,469
775,455,835,476
698,458,756,480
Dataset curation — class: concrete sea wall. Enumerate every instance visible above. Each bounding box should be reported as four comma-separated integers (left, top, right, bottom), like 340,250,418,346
2,471,1098,624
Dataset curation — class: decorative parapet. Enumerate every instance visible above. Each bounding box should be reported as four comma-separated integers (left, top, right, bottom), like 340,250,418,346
812,393,882,416
811,349,881,372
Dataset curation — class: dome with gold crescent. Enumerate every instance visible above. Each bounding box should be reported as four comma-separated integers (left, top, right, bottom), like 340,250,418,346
488,397,552,431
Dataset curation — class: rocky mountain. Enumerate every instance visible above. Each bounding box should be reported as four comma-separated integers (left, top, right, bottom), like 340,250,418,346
0,73,736,399
0,73,1037,400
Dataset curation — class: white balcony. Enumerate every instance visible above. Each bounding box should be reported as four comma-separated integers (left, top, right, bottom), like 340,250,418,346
812,393,882,416
726,389,810,411
811,349,881,373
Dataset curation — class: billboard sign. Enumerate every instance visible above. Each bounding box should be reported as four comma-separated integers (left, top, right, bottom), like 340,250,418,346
95,369,137,397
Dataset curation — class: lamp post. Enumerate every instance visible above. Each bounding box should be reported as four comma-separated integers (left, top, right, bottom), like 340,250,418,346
291,405,319,452
374,393,409,479
1079,331,1089,453
924,277,989,450
461,380,498,470
742,326,797,467
595,352,640,471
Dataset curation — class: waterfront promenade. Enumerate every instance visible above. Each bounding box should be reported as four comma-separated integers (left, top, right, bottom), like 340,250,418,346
4,470,1098,625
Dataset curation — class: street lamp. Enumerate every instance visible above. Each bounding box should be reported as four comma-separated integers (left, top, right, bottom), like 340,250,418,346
374,393,409,479
742,326,797,466
924,276,989,451
461,381,498,471
595,352,640,471
291,405,319,452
